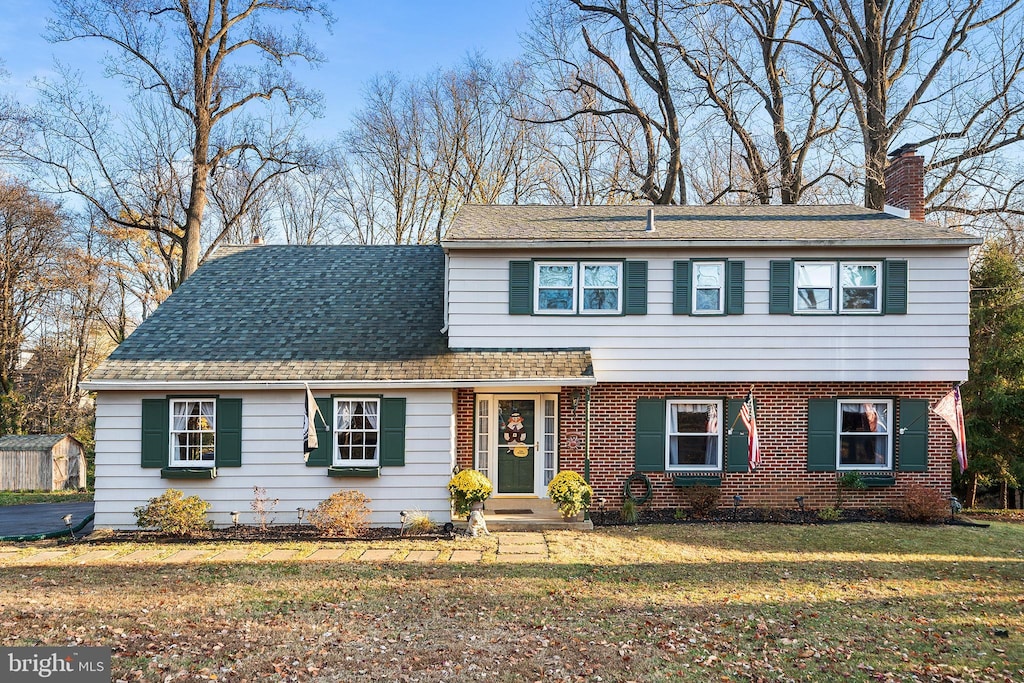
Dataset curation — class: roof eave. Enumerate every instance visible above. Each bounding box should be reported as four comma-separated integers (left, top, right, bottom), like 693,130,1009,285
442,237,983,250
82,376,598,392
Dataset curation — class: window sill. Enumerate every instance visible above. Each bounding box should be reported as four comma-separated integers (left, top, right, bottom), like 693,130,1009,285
161,467,217,480
672,475,722,487
327,466,381,478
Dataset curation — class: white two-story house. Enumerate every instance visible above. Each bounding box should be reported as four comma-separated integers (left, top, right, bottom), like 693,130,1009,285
85,150,980,527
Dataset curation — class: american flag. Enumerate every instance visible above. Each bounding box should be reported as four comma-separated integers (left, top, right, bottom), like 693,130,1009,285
932,386,968,473
739,390,761,471
303,383,326,461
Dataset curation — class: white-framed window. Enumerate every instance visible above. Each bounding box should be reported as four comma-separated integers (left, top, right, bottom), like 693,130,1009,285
666,400,722,470
693,261,725,314
334,398,380,465
581,262,622,314
840,262,881,313
534,261,622,314
837,399,892,470
170,399,216,467
795,261,883,314
795,262,836,312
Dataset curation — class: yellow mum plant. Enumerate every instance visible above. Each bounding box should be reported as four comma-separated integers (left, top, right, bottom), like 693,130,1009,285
448,469,493,516
547,470,593,519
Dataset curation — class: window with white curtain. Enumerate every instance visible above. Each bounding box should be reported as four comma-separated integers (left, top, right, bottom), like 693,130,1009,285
334,398,380,464
170,399,216,467
666,400,722,470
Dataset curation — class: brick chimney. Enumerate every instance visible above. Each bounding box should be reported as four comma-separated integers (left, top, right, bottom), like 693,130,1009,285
884,144,925,221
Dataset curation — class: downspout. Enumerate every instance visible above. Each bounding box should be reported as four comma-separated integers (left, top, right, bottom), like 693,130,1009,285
440,250,450,334
584,387,592,521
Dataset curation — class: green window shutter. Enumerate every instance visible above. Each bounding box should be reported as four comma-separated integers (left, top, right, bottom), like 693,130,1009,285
898,398,929,471
305,397,333,467
380,397,407,467
141,398,169,468
215,398,243,467
884,260,908,314
623,260,648,315
508,261,533,315
726,398,749,472
672,261,692,315
635,398,666,472
725,261,745,315
807,399,837,471
769,260,794,314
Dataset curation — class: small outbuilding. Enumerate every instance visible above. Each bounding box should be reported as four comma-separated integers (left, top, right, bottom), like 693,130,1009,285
0,434,86,491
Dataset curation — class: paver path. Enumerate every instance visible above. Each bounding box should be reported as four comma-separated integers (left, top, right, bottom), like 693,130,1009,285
0,532,552,565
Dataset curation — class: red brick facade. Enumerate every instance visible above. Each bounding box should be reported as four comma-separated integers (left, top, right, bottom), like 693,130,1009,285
456,382,954,511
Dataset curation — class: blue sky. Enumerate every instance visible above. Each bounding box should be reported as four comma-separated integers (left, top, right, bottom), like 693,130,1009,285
0,0,534,137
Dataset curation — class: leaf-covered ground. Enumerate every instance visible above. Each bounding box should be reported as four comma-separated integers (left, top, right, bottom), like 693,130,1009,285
2,522,1022,682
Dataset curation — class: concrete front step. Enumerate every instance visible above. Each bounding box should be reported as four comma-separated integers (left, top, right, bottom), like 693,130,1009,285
455,497,594,532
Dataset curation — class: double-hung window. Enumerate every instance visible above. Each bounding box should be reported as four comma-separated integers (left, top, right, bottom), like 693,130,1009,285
170,399,216,467
693,261,725,314
793,261,882,314
334,398,380,465
534,261,622,314
837,399,892,470
666,400,722,470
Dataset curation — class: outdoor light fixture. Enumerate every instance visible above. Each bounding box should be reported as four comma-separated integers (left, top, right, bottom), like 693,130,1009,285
795,496,805,513
62,513,76,541
230,510,240,526
571,388,582,411
399,510,408,535
297,507,306,524
732,495,742,519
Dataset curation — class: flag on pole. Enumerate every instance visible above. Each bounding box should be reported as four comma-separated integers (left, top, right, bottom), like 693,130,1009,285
303,384,325,461
739,389,761,471
931,386,968,473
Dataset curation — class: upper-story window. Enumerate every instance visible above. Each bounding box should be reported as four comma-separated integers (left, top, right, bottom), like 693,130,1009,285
534,261,622,315
693,261,725,314
795,261,881,314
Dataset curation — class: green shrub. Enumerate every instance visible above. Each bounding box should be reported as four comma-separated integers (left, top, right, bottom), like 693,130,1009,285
308,490,371,537
686,486,720,518
899,484,949,523
621,499,639,524
448,469,493,516
818,506,842,522
673,508,687,520
547,470,593,519
836,471,867,508
134,489,211,537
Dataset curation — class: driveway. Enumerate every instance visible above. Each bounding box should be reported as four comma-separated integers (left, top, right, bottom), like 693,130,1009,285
0,502,95,538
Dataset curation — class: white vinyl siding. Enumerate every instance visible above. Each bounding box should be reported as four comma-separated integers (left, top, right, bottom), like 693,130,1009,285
446,247,971,383
93,389,456,529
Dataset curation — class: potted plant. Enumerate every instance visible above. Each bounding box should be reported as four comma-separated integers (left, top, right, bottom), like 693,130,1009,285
547,470,593,520
448,469,493,517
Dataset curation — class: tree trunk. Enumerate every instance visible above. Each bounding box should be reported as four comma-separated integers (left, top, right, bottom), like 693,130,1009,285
965,470,979,508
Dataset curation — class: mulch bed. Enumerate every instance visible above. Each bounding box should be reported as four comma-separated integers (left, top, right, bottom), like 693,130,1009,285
82,524,454,544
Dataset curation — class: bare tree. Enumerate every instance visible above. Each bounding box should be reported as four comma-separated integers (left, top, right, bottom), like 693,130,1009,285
527,0,690,204
30,0,332,285
794,0,1024,212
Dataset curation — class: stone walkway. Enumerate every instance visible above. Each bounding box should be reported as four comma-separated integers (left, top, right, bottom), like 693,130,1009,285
0,532,549,566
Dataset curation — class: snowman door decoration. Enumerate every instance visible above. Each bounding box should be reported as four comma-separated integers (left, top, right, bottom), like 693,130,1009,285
503,411,529,457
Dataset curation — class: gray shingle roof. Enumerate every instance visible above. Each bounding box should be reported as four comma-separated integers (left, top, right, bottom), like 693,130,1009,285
89,245,593,383
445,204,980,244
0,434,74,451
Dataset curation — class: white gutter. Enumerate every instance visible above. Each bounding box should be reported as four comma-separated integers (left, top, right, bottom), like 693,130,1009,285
441,237,982,249
440,250,450,334
81,376,599,392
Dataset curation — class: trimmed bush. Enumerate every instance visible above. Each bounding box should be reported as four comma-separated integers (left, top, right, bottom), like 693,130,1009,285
308,490,371,537
686,486,720,518
899,484,949,523
134,489,211,537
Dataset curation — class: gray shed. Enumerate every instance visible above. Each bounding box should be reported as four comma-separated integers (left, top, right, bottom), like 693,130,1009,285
0,434,86,491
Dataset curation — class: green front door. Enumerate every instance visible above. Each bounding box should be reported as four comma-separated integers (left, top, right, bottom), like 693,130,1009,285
497,398,535,493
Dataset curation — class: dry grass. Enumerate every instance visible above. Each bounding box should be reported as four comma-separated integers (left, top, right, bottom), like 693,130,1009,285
1,522,1022,682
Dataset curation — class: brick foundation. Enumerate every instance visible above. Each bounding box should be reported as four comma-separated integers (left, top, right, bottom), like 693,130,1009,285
456,382,954,511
